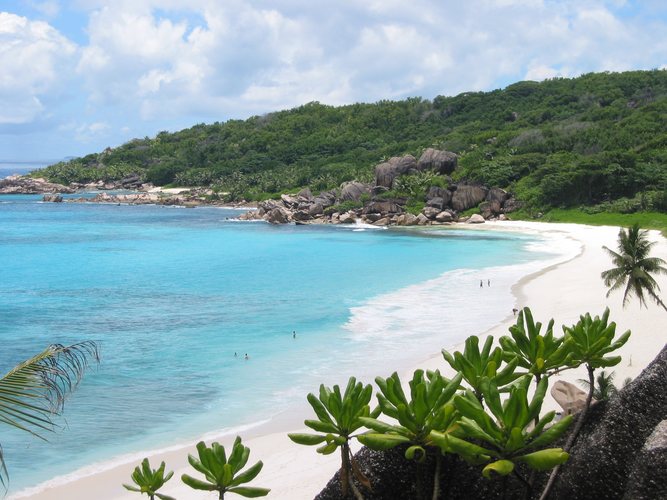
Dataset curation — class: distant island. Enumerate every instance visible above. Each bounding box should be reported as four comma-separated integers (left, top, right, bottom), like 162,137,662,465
18,69,667,228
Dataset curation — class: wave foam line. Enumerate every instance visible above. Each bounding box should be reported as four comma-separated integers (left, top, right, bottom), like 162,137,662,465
344,232,582,347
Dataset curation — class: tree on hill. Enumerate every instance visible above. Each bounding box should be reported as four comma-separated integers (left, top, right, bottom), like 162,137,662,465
601,223,667,311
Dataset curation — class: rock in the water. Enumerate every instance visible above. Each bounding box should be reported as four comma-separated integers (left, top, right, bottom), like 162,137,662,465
374,155,417,188
373,217,390,226
42,194,63,202
292,210,311,221
467,214,485,224
417,148,458,175
451,184,488,211
338,212,356,224
266,207,290,224
340,181,370,202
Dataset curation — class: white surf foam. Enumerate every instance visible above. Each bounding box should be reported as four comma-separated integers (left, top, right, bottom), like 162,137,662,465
342,232,582,363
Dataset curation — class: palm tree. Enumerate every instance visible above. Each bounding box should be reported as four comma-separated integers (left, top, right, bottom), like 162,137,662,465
578,370,618,402
0,341,99,489
601,223,667,311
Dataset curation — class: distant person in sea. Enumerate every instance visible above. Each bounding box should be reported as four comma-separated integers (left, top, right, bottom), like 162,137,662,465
293,330,296,339
234,352,237,358
244,353,249,360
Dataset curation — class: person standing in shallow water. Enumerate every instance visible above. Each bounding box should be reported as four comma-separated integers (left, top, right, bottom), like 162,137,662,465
293,330,296,339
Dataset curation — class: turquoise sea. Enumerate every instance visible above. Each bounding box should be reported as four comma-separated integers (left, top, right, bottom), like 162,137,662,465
0,194,571,494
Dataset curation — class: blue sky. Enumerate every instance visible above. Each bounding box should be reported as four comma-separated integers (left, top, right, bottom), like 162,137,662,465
1,0,666,161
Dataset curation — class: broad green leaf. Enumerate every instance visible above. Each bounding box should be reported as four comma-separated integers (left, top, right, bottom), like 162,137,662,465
227,486,271,497
181,474,217,491
518,448,569,471
287,433,326,446
482,459,515,478
358,432,411,450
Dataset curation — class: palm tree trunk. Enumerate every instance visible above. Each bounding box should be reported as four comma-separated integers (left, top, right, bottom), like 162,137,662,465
539,365,595,500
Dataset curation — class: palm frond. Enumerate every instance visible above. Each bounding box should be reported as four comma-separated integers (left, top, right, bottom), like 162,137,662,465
0,341,99,490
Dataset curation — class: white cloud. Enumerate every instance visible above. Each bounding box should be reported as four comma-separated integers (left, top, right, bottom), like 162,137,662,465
0,12,76,124
74,120,110,142
3,0,667,160
67,0,667,124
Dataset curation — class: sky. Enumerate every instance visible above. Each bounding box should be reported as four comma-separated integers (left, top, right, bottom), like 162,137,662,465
1,0,666,162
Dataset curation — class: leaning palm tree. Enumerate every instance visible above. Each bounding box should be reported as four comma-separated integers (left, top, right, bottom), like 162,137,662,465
601,223,667,311
0,341,99,490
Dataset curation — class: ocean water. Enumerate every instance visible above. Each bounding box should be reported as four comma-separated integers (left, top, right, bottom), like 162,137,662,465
0,195,576,494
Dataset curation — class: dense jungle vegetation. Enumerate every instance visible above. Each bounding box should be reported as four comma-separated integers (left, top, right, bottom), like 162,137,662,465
35,70,667,214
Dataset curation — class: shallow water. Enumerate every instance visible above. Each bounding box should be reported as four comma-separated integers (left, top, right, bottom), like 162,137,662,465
0,196,567,492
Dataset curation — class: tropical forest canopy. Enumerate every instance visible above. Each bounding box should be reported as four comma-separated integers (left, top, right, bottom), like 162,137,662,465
36,69,667,213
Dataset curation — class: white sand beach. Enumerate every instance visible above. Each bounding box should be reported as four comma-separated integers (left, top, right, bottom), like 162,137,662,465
13,221,667,500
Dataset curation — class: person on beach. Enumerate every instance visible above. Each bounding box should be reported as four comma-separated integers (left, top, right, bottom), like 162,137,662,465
480,280,483,288
513,308,518,316
488,279,490,286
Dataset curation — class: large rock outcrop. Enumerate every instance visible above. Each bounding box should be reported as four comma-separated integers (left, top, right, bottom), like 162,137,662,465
417,148,458,175
340,181,371,202
451,184,488,211
374,155,417,188
0,175,75,194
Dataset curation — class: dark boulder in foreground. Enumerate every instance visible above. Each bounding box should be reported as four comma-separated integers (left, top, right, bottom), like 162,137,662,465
551,343,667,500
316,344,667,499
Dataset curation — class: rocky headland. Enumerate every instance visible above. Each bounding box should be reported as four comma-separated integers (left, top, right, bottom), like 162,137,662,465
239,148,519,226
1,149,519,224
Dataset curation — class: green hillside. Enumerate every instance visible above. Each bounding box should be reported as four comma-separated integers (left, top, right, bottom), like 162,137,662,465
36,70,667,213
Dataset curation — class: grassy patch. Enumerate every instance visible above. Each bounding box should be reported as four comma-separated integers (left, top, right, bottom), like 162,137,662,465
511,208,667,235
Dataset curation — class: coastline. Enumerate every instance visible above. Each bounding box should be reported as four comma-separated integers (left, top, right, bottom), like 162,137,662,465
13,221,667,500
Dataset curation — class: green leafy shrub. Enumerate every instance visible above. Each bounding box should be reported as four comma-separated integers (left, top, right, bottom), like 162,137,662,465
123,459,175,500
181,437,270,499
289,377,379,498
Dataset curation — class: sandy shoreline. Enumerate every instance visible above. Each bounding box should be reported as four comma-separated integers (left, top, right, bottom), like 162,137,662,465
13,221,667,500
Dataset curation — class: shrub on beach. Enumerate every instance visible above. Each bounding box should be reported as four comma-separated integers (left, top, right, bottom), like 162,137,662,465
292,306,631,500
